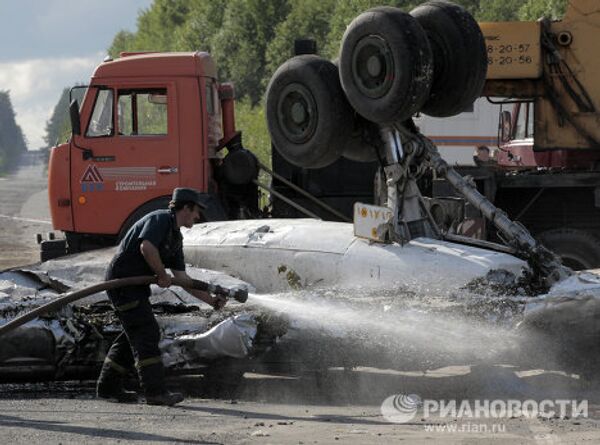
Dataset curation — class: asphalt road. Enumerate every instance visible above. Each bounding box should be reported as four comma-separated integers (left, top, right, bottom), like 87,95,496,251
1,157,600,444
0,155,51,269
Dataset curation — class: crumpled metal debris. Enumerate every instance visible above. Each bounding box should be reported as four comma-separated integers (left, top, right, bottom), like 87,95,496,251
162,314,259,369
0,248,283,382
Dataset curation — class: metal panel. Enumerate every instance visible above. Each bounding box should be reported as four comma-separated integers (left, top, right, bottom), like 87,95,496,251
353,203,392,242
481,21,542,80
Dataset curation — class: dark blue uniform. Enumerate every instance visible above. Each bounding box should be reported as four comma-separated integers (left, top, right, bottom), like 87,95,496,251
100,209,185,396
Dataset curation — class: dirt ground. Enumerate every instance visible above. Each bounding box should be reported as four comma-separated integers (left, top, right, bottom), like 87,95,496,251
1,158,600,444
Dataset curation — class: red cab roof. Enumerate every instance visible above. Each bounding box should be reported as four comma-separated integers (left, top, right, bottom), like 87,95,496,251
92,51,217,80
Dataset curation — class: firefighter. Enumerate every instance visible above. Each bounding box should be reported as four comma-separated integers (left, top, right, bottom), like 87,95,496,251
96,187,226,405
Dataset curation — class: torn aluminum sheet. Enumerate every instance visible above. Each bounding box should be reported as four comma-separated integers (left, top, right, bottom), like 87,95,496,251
0,251,277,382
182,219,528,293
162,314,258,369
523,270,600,327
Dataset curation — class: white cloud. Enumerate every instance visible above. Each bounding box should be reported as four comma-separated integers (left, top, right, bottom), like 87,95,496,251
0,53,103,149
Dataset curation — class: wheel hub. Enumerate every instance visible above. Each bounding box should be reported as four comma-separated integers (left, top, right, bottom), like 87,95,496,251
352,35,394,99
277,83,317,144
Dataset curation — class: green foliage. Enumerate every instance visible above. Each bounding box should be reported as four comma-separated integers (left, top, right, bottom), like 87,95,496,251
135,0,191,51
108,31,136,58
476,0,523,21
235,99,271,168
44,86,87,148
44,87,70,147
475,0,567,21
265,0,337,81
57,117,72,146
518,0,567,20
172,0,227,52
0,91,27,173
211,0,290,105
109,0,192,56
175,0,227,53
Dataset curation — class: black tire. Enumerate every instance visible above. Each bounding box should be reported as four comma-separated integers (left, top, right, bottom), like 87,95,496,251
118,196,171,241
339,7,433,124
266,55,352,169
410,1,487,117
537,228,600,270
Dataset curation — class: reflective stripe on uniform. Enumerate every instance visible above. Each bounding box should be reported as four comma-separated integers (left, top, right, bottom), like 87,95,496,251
106,357,128,375
137,356,162,368
114,300,140,312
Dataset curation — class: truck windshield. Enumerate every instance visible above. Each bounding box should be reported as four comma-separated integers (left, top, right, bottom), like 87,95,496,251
514,102,534,140
118,88,168,136
86,89,113,137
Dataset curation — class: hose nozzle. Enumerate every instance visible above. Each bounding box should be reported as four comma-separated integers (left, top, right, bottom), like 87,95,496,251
229,288,249,303
189,279,249,303
212,284,248,303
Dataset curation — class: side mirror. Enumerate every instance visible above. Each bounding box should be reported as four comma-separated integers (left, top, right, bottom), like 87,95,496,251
500,110,512,142
69,100,81,136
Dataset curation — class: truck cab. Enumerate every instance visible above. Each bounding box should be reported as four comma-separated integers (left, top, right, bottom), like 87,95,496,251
46,52,258,257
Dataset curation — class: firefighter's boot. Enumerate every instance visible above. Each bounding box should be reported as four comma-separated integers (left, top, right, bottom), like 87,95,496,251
139,359,184,406
96,359,138,403
145,391,185,406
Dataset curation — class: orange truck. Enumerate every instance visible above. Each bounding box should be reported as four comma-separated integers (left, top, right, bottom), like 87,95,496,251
43,52,260,260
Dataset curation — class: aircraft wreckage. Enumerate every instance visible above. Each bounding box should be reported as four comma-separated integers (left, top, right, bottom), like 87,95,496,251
3,3,600,388
2,129,600,385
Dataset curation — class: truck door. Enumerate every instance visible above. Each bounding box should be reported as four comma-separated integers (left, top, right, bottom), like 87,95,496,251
70,82,179,236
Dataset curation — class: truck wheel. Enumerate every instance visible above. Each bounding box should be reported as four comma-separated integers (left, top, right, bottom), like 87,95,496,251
537,228,600,270
118,196,171,241
410,1,487,117
339,7,433,124
266,55,351,169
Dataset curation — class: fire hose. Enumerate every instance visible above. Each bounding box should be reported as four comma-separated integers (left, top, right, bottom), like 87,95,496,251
0,276,248,337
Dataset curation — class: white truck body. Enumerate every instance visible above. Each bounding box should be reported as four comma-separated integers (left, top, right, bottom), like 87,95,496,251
416,98,500,166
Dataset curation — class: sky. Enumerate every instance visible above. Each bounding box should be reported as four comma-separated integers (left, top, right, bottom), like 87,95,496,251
0,0,153,150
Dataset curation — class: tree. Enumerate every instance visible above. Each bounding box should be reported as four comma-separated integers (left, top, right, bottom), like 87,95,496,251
0,91,27,172
518,0,567,20
476,0,522,21
211,0,290,105
44,88,70,147
109,0,192,56
134,0,191,51
172,0,227,53
265,0,337,81
108,30,136,58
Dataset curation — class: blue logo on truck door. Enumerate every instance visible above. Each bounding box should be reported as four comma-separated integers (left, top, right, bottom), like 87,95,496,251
80,164,104,192
80,164,157,191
